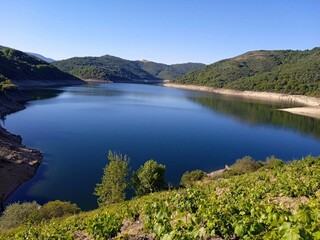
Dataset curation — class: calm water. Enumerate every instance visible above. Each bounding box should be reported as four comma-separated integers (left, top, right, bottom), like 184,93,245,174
4,83,320,210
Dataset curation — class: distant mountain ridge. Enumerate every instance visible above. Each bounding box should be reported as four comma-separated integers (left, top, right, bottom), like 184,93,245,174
136,61,205,80
0,46,83,87
26,52,55,63
175,48,320,96
52,55,205,82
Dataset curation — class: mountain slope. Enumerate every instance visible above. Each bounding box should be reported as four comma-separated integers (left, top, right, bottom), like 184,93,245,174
52,55,205,82
136,60,205,80
26,52,55,63
0,47,83,87
52,55,158,82
175,48,320,96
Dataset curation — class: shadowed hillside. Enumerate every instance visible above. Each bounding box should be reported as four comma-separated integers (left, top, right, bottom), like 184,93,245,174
0,46,83,87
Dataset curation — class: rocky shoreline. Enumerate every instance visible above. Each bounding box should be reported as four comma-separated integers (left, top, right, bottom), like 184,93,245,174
0,90,42,210
0,79,86,210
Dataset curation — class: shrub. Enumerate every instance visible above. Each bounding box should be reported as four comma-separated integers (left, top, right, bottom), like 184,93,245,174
132,160,166,196
39,200,81,220
0,202,40,230
0,78,16,91
263,156,284,169
87,213,122,239
229,156,263,175
180,170,206,187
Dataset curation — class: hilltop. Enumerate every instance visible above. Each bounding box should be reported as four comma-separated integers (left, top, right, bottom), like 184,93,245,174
52,55,205,82
175,48,320,97
0,156,319,239
0,46,83,87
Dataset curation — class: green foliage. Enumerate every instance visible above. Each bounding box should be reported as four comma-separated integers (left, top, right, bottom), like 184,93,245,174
143,156,320,239
0,72,13,90
39,200,81,220
180,169,206,187
132,159,166,196
14,220,77,239
94,151,130,206
0,76,16,91
229,156,263,174
263,156,284,169
52,55,205,81
0,202,40,230
0,47,81,85
87,213,122,239
1,156,320,239
52,55,157,81
123,203,141,221
137,61,205,80
175,48,320,96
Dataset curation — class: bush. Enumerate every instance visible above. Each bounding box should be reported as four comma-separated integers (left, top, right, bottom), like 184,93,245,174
0,78,16,91
180,170,206,187
132,160,166,196
229,156,263,175
87,213,122,239
0,202,40,230
263,156,284,169
39,200,81,220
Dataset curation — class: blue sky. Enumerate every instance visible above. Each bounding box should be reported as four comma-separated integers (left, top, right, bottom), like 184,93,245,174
2,0,319,64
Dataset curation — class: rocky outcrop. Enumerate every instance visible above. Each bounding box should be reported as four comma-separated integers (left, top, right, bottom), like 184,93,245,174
0,90,42,210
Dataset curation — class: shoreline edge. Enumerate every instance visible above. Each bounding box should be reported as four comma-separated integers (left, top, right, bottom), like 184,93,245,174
162,82,320,120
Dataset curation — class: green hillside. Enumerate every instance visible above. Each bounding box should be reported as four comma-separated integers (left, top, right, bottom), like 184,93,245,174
0,47,83,87
175,48,320,96
52,55,205,81
52,55,157,81
1,156,319,239
136,60,205,80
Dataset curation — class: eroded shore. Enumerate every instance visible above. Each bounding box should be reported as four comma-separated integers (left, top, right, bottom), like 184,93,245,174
0,79,86,210
0,90,43,210
163,82,320,119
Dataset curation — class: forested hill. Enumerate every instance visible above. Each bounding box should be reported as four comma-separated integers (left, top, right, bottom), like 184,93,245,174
52,55,205,82
136,60,205,80
0,46,83,88
175,48,320,96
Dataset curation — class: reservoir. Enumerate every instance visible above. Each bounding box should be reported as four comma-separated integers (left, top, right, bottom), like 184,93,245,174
4,83,320,210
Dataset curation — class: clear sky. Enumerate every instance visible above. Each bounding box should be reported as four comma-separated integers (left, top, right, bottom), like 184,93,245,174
1,0,319,64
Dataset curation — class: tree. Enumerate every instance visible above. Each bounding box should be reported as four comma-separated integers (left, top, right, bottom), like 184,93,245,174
132,160,166,196
94,151,129,206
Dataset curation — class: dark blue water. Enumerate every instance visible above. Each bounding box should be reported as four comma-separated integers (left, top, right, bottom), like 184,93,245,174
4,83,320,210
